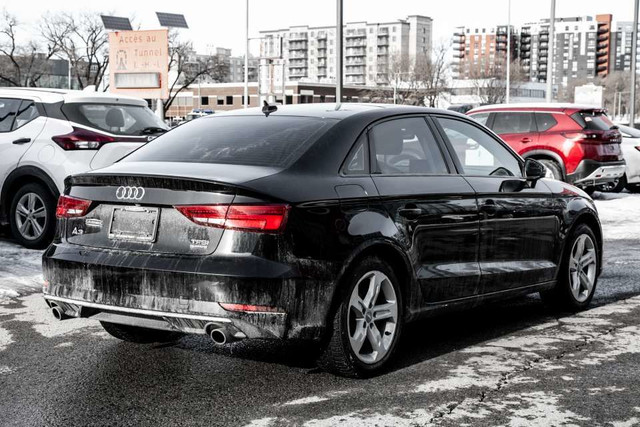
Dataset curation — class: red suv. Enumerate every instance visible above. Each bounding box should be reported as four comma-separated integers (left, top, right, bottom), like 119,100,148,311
467,104,624,193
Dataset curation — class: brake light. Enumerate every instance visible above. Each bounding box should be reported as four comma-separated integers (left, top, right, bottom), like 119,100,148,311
52,127,146,150
56,195,91,218
219,303,284,314
174,204,289,232
636,146,640,152
561,131,600,142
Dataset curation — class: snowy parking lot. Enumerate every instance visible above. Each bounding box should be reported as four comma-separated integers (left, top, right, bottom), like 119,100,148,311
1,192,640,426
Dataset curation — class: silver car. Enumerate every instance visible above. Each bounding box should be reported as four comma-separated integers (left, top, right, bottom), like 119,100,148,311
613,125,640,193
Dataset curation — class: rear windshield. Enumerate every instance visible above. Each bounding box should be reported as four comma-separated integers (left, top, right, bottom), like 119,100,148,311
571,111,614,131
62,103,168,136
123,115,336,168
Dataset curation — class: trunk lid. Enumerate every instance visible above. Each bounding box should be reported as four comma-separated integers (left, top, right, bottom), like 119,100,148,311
63,163,281,255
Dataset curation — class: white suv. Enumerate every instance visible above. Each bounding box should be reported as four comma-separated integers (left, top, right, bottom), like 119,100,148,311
0,88,168,248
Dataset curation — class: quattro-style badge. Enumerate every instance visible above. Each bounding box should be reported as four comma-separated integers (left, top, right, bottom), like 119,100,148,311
115,186,146,201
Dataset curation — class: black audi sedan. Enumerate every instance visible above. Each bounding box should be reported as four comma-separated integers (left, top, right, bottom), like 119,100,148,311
43,103,602,377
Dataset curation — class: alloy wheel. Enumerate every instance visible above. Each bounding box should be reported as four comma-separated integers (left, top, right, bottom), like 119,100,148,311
568,234,597,303
14,192,47,241
347,270,398,364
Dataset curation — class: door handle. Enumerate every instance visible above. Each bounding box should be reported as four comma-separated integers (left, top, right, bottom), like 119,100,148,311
398,207,422,219
520,137,532,143
481,199,498,215
12,137,31,145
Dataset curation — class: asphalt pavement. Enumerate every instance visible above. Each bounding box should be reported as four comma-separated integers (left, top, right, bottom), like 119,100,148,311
1,193,640,426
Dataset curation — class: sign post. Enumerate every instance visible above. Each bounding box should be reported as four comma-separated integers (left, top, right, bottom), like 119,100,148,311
108,29,169,100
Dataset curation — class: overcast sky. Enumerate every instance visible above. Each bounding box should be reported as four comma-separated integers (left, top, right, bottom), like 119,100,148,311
6,0,636,55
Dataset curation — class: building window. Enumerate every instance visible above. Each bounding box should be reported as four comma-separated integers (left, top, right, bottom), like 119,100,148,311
226,96,233,105
217,98,224,106
369,28,373,33
393,27,396,32
201,96,209,105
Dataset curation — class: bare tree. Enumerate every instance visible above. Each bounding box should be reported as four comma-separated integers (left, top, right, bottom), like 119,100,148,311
0,10,57,87
368,42,450,107
41,11,109,90
472,58,528,104
162,31,229,115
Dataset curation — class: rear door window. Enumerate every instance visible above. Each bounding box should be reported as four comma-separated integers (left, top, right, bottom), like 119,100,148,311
491,112,536,134
369,117,449,175
0,98,21,132
12,100,39,130
124,115,336,168
470,112,490,126
62,103,169,136
535,113,558,132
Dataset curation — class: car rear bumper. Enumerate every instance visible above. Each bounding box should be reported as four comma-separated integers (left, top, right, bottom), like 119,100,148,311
567,160,626,187
42,243,337,341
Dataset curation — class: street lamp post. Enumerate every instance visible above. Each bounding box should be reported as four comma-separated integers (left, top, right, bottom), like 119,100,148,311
336,0,343,104
506,0,511,104
630,0,638,126
244,0,249,108
546,0,556,102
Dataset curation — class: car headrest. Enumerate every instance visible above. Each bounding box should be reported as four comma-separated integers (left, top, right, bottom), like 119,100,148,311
105,108,125,128
372,126,404,155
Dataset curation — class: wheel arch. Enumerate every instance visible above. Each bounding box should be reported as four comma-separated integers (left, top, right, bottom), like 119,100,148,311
522,149,566,179
327,240,417,329
1,166,60,223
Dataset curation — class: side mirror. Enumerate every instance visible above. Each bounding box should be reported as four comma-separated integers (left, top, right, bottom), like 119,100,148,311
524,158,546,181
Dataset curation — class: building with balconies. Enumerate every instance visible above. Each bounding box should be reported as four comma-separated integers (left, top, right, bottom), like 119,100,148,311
259,15,432,86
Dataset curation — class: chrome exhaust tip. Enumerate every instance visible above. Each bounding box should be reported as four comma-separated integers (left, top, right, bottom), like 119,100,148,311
209,328,227,345
51,305,68,321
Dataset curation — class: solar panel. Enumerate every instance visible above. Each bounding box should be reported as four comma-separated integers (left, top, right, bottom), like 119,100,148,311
156,12,188,29
100,15,133,31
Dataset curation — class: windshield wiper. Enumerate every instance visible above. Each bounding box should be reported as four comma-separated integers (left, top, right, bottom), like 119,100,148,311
139,126,168,135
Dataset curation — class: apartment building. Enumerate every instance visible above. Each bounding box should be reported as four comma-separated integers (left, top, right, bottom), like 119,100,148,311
259,15,432,86
611,21,640,72
453,14,631,88
203,46,259,83
452,25,518,79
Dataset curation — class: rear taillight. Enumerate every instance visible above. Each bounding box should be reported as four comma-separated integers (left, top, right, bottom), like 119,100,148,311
174,204,289,232
52,127,115,150
561,131,601,142
56,195,91,218
635,146,640,152
52,127,146,150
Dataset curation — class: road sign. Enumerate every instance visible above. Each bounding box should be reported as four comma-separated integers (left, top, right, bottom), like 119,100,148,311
108,29,169,99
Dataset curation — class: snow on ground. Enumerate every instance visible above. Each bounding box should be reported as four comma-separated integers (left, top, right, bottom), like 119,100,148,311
592,192,640,241
0,236,43,300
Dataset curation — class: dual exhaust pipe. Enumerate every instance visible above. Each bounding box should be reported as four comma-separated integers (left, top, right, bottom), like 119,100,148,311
205,323,243,346
50,304,69,321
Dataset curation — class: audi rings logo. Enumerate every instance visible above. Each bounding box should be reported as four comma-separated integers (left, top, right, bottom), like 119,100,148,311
115,186,146,201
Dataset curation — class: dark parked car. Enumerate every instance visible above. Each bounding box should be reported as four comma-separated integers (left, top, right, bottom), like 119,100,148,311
43,104,602,377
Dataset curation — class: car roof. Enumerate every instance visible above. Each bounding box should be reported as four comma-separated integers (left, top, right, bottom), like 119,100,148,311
0,87,147,106
468,103,606,114
214,103,460,120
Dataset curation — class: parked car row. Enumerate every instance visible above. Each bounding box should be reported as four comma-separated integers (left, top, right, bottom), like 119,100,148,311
0,88,168,248
467,103,625,195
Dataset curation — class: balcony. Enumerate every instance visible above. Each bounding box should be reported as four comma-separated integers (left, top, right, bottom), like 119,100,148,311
539,35,549,42
345,30,366,39
289,33,308,41
346,48,366,57
377,48,389,55
345,68,365,76
596,64,607,72
597,25,609,34
317,31,327,40
288,60,307,67
596,49,608,57
377,36,389,46
596,56,608,64
317,41,328,49
289,69,308,77
597,34,609,42
345,40,366,48
345,76,365,84
346,58,365,65
597,42,608,50
289,52,308,59
289,42,308,51
538,57,548,64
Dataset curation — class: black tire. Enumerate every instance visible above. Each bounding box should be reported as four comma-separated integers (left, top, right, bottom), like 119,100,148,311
100,321,183,344
540,223,599,311
9,183,57,249
611,174,627,193
538,159,563,181
318,257,404,378
626,183,640,193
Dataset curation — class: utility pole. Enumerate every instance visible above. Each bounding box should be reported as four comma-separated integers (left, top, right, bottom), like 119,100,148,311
506,0,511,104
631,0,639,126
546,0,556,102
244,0,249,108
336,0,343,105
